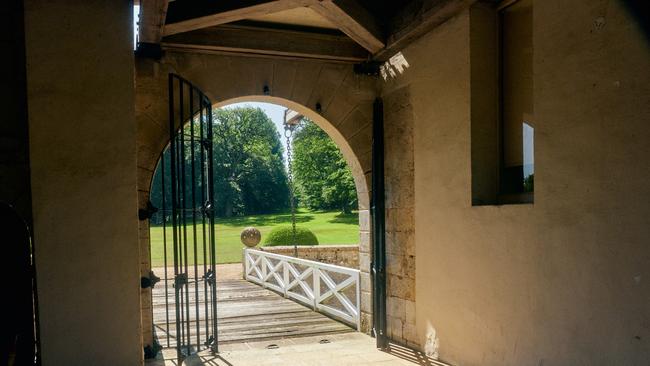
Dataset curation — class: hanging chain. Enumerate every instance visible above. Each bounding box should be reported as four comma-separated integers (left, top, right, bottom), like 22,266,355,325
284,125,298,257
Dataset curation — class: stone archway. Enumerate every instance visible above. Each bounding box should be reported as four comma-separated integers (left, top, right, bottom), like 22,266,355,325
135,52,376,350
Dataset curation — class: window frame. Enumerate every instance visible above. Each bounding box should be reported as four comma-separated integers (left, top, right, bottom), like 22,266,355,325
496,0,534,205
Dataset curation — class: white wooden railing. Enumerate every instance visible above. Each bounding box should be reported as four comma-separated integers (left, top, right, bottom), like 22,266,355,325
243,248,361,329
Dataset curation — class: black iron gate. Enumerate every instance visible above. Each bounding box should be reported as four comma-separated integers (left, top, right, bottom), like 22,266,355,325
156,73,218,363
371,97,387,349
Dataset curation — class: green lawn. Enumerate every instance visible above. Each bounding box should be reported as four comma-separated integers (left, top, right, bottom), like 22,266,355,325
149,209,359,266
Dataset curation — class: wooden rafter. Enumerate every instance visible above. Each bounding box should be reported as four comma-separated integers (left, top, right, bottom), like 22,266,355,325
163,0,311,37
374,0,477,61
306,0,385,54
161,24,368,63
160,0,476,63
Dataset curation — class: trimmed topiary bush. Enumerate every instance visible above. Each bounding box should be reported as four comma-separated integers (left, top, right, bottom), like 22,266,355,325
263,226,319,247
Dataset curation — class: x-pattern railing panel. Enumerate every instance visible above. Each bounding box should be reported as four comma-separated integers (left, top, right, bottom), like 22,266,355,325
243,248,360,329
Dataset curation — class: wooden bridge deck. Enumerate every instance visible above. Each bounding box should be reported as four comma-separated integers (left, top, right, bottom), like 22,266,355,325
152,268,354,347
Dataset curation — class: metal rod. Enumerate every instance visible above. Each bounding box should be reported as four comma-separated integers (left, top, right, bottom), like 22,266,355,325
190,87,201,350
207,102,219,352
200,101,210,344
161,147,170,348
168,74,183,362
371,97,387,349
177,111,186,352
180,81,192,353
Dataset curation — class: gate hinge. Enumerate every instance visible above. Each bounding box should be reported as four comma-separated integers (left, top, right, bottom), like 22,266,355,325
174,273,188,287
141,270,161,289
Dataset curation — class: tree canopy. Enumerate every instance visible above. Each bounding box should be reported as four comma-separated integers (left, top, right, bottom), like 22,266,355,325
292,120,357,213
212,107,289,216
149,108,358,221
150,106,289,219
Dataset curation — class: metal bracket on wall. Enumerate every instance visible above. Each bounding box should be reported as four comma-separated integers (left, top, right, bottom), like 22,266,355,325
141,270,161,289
135,42,163,59
138,201,159,221
354,61,382,76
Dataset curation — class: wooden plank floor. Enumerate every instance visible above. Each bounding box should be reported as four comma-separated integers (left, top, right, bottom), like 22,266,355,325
152,272,353,348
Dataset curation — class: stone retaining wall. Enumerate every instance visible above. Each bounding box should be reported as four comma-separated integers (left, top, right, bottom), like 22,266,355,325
258,245,359,269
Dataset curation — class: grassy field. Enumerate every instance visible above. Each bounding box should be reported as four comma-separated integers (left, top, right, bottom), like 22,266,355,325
149,209,359,266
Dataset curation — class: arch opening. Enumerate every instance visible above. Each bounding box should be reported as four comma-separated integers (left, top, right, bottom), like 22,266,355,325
144,95,373,355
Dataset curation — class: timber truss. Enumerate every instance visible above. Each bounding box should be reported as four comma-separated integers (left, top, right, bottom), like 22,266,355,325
136,0,478,63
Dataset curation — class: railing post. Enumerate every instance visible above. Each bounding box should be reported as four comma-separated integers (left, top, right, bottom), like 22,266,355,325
313,267,320,311
242,248,247,280
261,254,267,289
242,249,361,329
355,271,361,330
283,260,289,297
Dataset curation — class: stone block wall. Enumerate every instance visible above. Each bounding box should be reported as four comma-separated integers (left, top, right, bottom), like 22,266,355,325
383,86,417,348
259,245,359,268
357,210,372,334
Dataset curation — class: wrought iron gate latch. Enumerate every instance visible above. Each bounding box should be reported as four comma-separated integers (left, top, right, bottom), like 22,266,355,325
174,273,188,288
138,201,159,221
203,269,216,286
202,201,213,216
141,270,161,289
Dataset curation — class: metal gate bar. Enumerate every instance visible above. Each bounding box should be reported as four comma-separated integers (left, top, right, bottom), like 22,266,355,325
154,73,217,365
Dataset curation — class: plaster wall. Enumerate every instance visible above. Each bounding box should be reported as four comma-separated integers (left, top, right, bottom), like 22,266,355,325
382,1,650,365
24,2,141,365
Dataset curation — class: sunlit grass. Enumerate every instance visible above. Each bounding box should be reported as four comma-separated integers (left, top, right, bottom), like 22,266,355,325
149,209,359,266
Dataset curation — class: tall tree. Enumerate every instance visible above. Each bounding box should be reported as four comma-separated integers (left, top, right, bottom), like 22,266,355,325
150,106,289,219
292,120,357,213
212,107,289,216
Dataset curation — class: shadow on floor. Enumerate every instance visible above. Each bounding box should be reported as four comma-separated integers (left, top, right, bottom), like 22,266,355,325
186,354,233,366
384,342,451,366
147,351,241,366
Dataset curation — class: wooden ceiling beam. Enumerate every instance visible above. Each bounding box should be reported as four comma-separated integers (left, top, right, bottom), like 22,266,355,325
306,0,385,54
374,0,477,61
163,0,310,37
161,24,369,63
